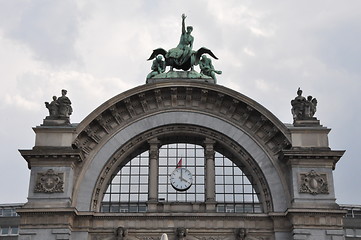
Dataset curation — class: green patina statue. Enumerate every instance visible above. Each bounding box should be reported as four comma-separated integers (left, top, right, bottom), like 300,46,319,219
166,14,194,71
199,55,222,82
147,14,221,80
146,55,166,80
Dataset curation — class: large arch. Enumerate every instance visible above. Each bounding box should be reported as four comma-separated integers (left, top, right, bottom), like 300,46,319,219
19,80,346,240
71,81,292,212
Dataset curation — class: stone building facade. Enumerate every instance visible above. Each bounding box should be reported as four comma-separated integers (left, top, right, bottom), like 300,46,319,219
19,80,345,240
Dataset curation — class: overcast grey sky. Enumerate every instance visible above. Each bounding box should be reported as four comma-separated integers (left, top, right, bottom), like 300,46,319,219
0,0,360,205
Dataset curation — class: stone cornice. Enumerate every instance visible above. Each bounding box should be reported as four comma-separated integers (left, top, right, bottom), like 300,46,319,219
72,82,291,160
279,149,345,169
17,207,78,215
19,148,84,169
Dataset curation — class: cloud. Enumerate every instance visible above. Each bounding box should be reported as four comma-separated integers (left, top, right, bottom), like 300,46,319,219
0,0,80,65
0,0,360,205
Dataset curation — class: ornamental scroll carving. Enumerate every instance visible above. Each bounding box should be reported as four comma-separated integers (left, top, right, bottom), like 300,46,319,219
299,170,328,194
34,169,64,193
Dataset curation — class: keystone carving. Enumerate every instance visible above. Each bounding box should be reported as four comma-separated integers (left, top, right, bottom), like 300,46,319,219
299,170,328,194
34,169,64,193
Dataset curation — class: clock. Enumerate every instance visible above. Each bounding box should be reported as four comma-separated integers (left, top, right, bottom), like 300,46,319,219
169,167,193,191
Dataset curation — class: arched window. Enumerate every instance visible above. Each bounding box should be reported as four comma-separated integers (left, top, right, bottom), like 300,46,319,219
101,143,261,213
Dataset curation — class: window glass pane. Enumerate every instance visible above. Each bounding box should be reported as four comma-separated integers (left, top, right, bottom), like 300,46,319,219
196,194,204,201
132,158,139,165
11,227,19,235
187,157,195,165
121,176,129,184
216,185,224,193
355,229,361,237
111,194,120,202
196,176,204,184
121,194,130,201
244,184,253,193
196,167,204,175
139,176,148,184
121,185,129,192
168,194,176,201
159,167,167,174
139,194,147,201
224,167,233,175
225,176,233,184
3,209,12,216
121,167,129,174
216,194,224,202
216,176,224,184
234,175,242,183
2,227,9,235
140,167,148,174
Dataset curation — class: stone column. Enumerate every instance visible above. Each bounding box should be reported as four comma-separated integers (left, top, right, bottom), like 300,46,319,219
147,138,160,211
204,138,216,211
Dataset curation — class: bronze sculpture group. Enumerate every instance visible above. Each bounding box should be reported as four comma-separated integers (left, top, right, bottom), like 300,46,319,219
147,14,222,81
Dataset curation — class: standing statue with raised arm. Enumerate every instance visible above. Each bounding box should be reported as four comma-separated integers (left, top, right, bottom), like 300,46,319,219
147,14,219,73
166,14,194,70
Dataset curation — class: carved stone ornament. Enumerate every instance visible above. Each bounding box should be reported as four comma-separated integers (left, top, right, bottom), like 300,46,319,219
299,170,328,194
34,169,64,193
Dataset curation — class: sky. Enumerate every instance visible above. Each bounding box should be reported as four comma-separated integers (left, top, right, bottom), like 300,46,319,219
0,0,360,205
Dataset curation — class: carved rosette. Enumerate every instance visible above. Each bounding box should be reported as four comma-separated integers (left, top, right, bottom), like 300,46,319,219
299,170,328,194
34,169,64,193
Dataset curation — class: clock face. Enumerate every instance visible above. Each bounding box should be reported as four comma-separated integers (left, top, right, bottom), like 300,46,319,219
169,167,193,191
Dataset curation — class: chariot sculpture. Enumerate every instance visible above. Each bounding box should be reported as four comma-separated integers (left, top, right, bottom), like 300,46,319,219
147,14,221,81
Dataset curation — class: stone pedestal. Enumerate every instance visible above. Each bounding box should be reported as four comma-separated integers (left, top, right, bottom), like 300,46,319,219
146,70,215,84
280,121,346,239
42,117,70,126
18,125,83,240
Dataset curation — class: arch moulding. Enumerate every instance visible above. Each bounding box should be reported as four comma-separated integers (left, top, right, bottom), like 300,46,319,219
71,81,292,212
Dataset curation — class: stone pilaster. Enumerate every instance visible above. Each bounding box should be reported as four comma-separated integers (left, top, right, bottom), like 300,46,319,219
147,138,160,211
204,138,216,211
